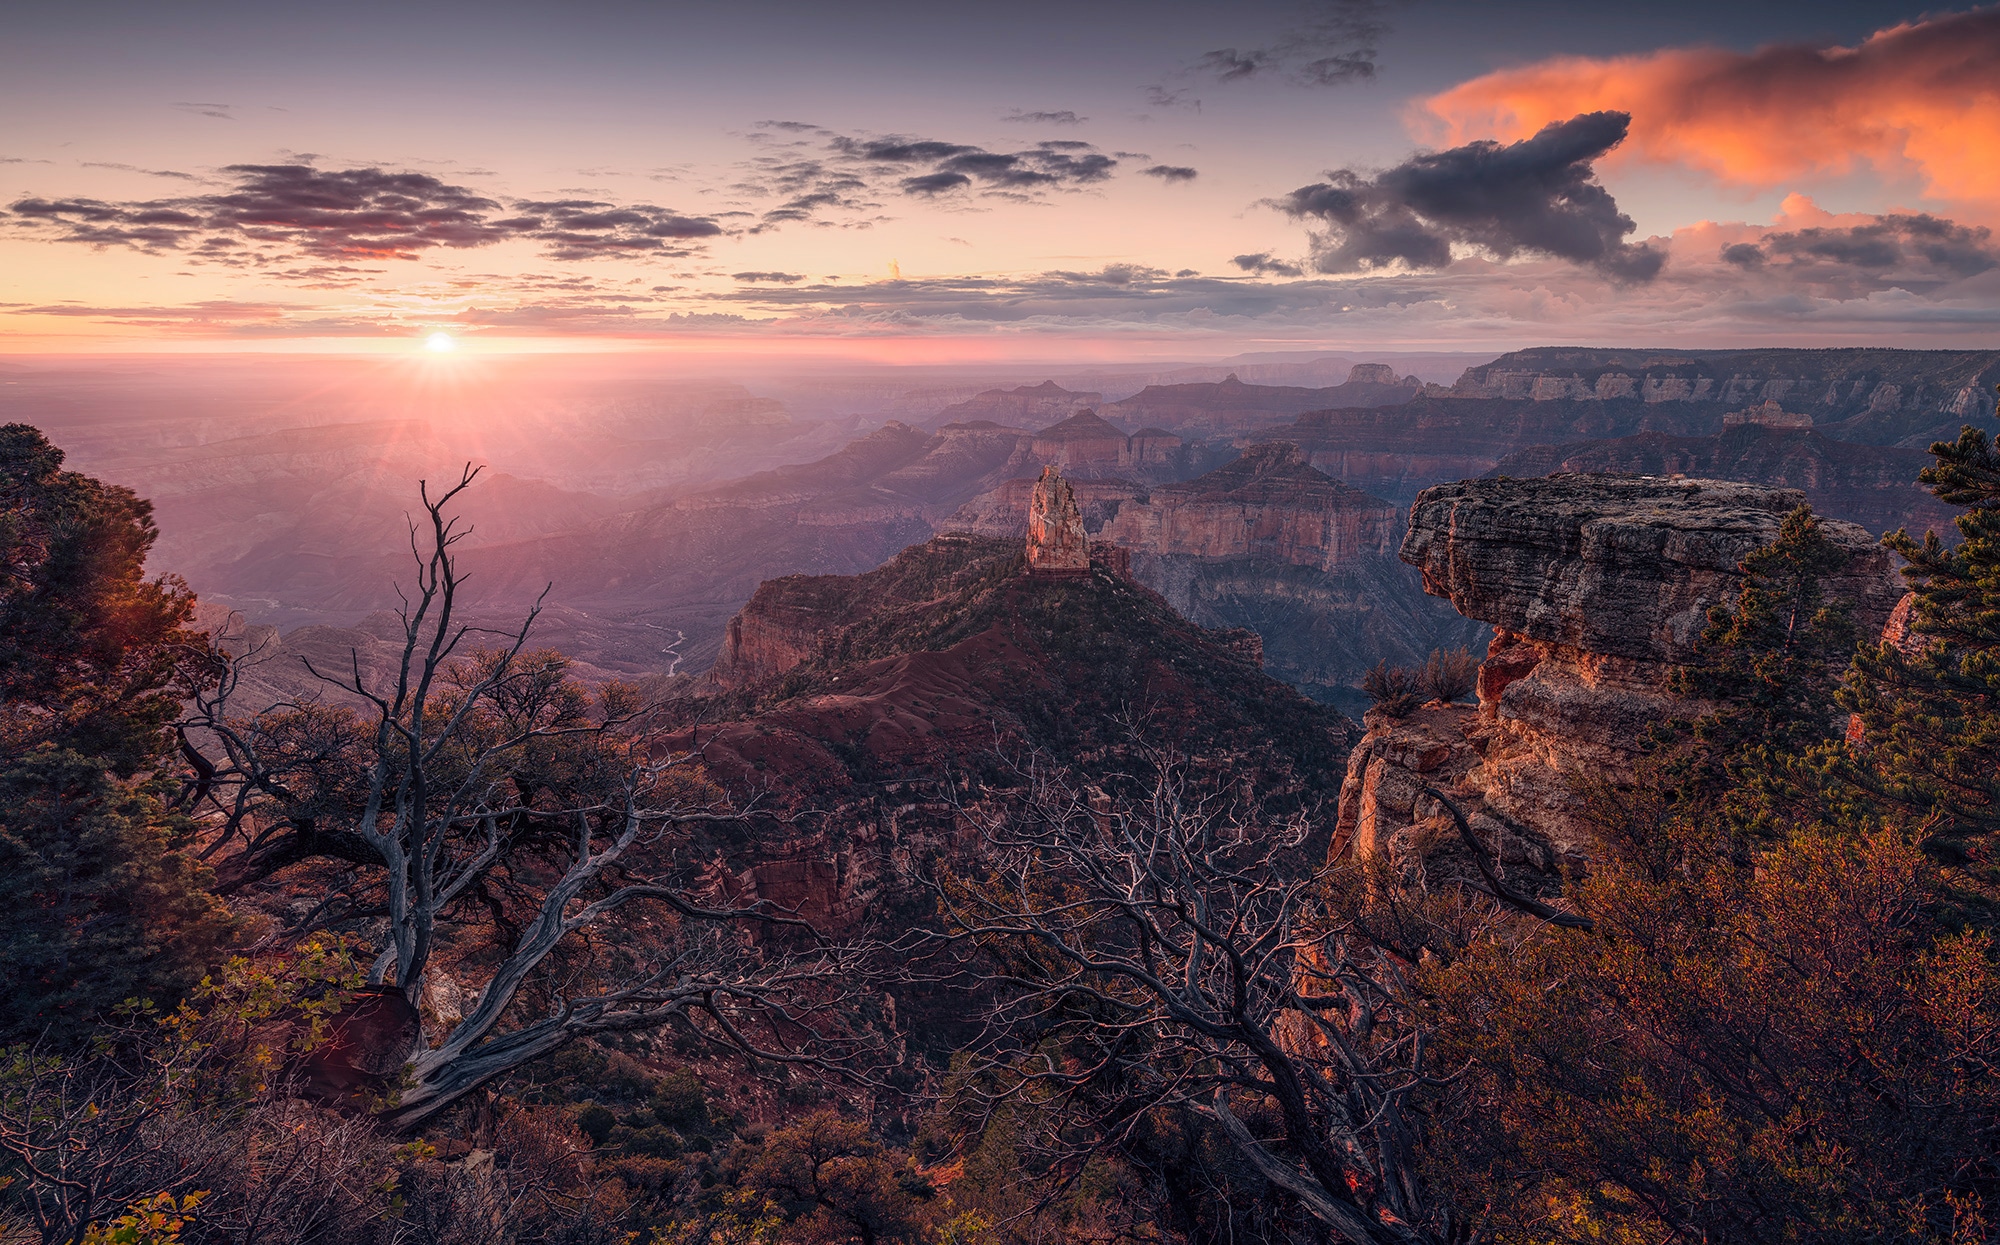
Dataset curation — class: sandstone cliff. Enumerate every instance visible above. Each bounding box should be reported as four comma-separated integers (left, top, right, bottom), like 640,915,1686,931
1338,475,1906,877
1437,346,2000,443
1098,442,1398,571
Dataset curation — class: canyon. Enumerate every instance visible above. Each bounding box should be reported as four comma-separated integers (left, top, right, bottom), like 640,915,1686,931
686,532,1351,940
948,448,1484,706
22,346,1992,716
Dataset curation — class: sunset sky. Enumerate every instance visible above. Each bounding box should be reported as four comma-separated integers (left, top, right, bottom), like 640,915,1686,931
5,0,1996,359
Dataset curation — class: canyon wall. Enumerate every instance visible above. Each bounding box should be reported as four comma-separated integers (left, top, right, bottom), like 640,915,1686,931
1098,442,1398,571
950,444,1483,707
1487,424,1957,536
1439,347,2000,433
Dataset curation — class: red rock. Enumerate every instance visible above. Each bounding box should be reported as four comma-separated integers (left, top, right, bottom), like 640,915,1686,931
1026,467,1090,574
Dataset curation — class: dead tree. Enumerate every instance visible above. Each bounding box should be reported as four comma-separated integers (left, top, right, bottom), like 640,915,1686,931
936,748,1465,1245
179,468,871,1128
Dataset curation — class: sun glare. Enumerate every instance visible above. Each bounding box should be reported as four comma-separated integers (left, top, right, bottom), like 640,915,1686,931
425,332,456,353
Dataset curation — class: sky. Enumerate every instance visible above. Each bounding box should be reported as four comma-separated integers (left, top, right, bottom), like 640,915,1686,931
3,0,1997,360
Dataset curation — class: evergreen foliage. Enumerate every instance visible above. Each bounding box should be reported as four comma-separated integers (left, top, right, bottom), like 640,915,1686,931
0,424,231,1043
1843,422,2000,878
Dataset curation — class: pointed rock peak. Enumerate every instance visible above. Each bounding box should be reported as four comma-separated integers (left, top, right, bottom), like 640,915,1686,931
1027,466,1090,575
1221,372,1242,384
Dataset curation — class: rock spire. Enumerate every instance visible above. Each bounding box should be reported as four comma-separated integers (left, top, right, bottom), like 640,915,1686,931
1026,465,1090,574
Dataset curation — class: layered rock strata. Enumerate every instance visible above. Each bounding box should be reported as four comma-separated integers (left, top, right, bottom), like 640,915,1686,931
1486,424,1955,536
1099,442,1398,570
1338,474,1907,873
1026,466,1091,574
949,446,1484,706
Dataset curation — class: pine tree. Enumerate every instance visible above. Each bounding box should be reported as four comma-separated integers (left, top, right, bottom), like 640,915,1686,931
0,424,232,1042
1842,421,2000,882
1624,504,1860,845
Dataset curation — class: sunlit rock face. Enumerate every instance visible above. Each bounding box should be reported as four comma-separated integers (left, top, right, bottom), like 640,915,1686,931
1099,442,1398,572
1338,474,1907,875
1026,466,1091,574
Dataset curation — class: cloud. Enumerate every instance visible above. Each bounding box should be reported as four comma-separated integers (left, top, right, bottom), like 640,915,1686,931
832,135,1116,189
1143,86,1201,112
1002,110,1085,125
1142,165,1199,183
172,101,235,120
732,123,1123,227
1274,111,1664,281
902,172,972,195
17,210,2000,349
1420,8,2000,215
731,271,805,283
79,162,200,181
7,164,723,261
1709,199,1999,289
1192,0,1399,87
1232,252,1304,277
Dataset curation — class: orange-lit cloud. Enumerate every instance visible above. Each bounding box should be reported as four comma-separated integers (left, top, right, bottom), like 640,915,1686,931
1419,8,2000,215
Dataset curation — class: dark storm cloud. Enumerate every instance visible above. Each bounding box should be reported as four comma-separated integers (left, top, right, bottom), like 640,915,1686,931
7,164,723,261
1142,165,1198,182
1275,111,1664,282
1726,214,2000,281
1193,0,1399,87
1002,110,1085,125
1232,252,1304,277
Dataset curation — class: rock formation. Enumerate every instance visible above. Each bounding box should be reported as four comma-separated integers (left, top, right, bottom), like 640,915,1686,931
1338,475,1907,875
929,380,1101,428
949,447,1485,708
1029,411,1130,475
1098,442,1398,571
1026,466,1091,574
685,534,1353,937
1435,346,2000,440
1100,370,1418,439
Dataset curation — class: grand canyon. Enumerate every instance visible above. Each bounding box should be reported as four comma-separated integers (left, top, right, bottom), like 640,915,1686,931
7,2,2000,1241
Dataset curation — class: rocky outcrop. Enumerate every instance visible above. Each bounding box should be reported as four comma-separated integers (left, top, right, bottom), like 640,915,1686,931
1338,475,1907,868
1026,467,1090,574
684,534,1354,937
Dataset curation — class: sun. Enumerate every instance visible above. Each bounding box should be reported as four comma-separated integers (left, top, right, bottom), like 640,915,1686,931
424,332,456,353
